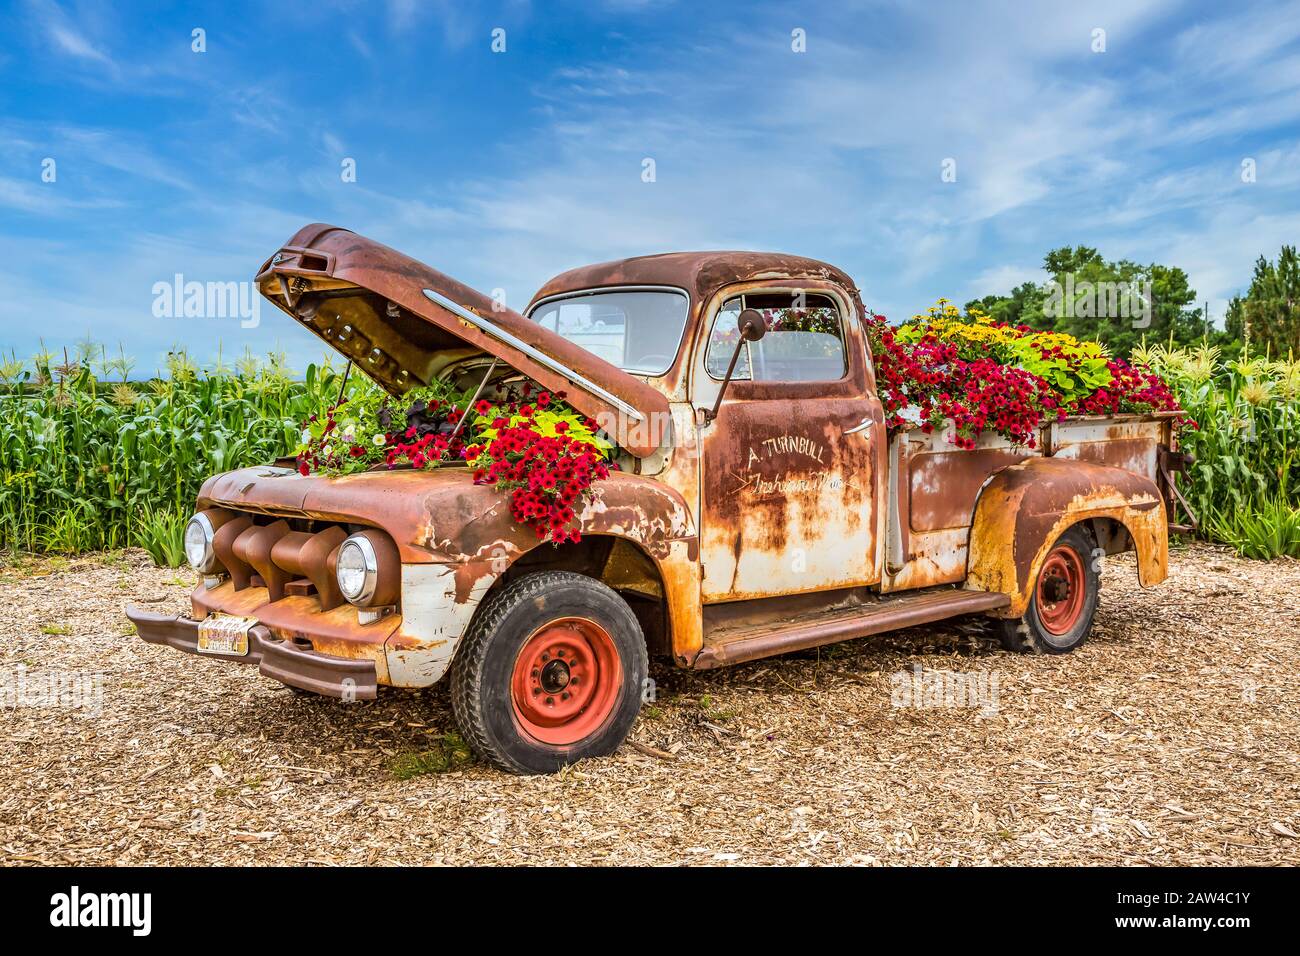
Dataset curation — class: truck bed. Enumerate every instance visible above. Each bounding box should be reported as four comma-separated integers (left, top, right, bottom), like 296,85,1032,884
882,412,1179,592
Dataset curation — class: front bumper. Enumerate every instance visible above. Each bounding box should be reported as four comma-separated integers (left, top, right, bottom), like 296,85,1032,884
126,605,378,700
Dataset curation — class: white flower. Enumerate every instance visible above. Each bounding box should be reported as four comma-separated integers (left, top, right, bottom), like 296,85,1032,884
372,433,386,446
300,428,312,444
898,404,924,426
322,444,332,456
341,423,356,439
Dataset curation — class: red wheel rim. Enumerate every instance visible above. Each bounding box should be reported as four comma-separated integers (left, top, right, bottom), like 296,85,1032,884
1036,546,1086,635
510,617,622,746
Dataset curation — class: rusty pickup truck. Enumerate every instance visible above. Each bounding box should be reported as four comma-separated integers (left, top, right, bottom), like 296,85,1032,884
127,224,1186,773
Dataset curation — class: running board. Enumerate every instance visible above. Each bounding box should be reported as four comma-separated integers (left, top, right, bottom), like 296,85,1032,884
691,589,1011,669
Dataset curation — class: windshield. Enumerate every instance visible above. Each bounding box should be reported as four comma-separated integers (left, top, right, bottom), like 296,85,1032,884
529,288,689,376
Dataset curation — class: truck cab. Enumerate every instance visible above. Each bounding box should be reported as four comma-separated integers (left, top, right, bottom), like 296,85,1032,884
128,225,1177,774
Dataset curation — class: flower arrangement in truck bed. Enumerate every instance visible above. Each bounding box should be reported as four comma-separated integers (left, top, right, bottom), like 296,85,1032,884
294,378,613,544
866,300,1187,449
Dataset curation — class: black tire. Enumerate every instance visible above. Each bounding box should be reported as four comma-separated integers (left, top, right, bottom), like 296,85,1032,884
451,570,648,774
997,525,1100,654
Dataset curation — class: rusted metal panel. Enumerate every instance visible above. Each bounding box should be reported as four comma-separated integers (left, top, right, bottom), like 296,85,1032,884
530,253,869,407
686,278,884,603
696,396,882,601
195,463,700,683
882,430,1025,593
200,465,695,566
126,608,379,698
1047,418,1170,482
256,224,672,457
192,581,395,683
882,418,1174,597
883,527,971,591
966,456,1168,617
693,587,1011,668
660,538,704,664
908,446,1031,532
532,251,861,310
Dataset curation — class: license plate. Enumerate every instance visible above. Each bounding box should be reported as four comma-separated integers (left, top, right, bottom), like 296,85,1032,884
196,614,257,657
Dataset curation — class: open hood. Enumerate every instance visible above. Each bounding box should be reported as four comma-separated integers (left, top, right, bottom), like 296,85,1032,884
255,224,672,458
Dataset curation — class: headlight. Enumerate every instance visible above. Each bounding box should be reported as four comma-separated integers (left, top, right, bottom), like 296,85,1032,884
336,535,378,604
185,514,216,572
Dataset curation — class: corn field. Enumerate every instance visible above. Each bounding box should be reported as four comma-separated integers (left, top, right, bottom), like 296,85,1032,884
1133,341,1300,558
2,340,1298,565
0,345,364,564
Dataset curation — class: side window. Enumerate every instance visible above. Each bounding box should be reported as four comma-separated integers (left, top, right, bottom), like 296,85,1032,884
705,292,847,383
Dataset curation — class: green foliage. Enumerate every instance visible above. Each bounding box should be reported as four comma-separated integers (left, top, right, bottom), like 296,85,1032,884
389,732,475,778
1224,245,1300,360
1204,498,1300,560
1134,342,1300,556
5,334,1296,563
0,345,352,560
968,246,1234,357
135,506,189,568
295,376,425,475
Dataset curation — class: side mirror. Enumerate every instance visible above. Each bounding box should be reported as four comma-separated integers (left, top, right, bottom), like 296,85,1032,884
702,309,766,424
738,307,767,342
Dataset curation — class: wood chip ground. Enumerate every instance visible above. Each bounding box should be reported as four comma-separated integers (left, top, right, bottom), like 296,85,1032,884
1,543,1296,865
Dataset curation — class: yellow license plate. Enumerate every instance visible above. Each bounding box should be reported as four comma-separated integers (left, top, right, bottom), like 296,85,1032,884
196,614,257,657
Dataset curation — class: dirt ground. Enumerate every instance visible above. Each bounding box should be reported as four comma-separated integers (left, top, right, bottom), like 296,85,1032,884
0,542,1296,866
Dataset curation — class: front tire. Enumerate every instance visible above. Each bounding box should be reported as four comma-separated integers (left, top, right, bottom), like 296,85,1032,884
998,526,1099,654
451,570,648,774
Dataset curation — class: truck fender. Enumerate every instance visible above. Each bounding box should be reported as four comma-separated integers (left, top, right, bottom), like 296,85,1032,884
965,457,1168,619
387,473,700,686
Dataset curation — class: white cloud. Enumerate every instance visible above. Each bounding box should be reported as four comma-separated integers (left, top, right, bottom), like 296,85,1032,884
3,0,1299,363
25,0,121,78
0,175,122,214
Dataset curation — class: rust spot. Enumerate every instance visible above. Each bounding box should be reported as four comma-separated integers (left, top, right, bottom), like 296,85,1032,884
908,447,1029,532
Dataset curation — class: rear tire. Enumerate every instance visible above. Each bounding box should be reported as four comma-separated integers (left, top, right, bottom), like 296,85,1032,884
451,570,648,774
998,526,1099,654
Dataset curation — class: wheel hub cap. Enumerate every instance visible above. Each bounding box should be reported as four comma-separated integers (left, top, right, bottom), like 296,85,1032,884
1036,546,1087,636
510,617,622,746
540,659,571,693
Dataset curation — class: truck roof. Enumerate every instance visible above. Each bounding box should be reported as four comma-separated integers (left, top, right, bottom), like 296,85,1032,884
530,251,860,309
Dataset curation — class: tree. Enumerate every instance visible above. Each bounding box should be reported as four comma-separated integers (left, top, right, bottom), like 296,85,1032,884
971,246,1223,356
1228,246,1300,359
964,281,1043,328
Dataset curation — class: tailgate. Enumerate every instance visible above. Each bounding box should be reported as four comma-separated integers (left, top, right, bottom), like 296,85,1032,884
1043,413,1178,483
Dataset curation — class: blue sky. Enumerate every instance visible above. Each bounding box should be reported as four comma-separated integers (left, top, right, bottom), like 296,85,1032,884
1,0,1298,374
